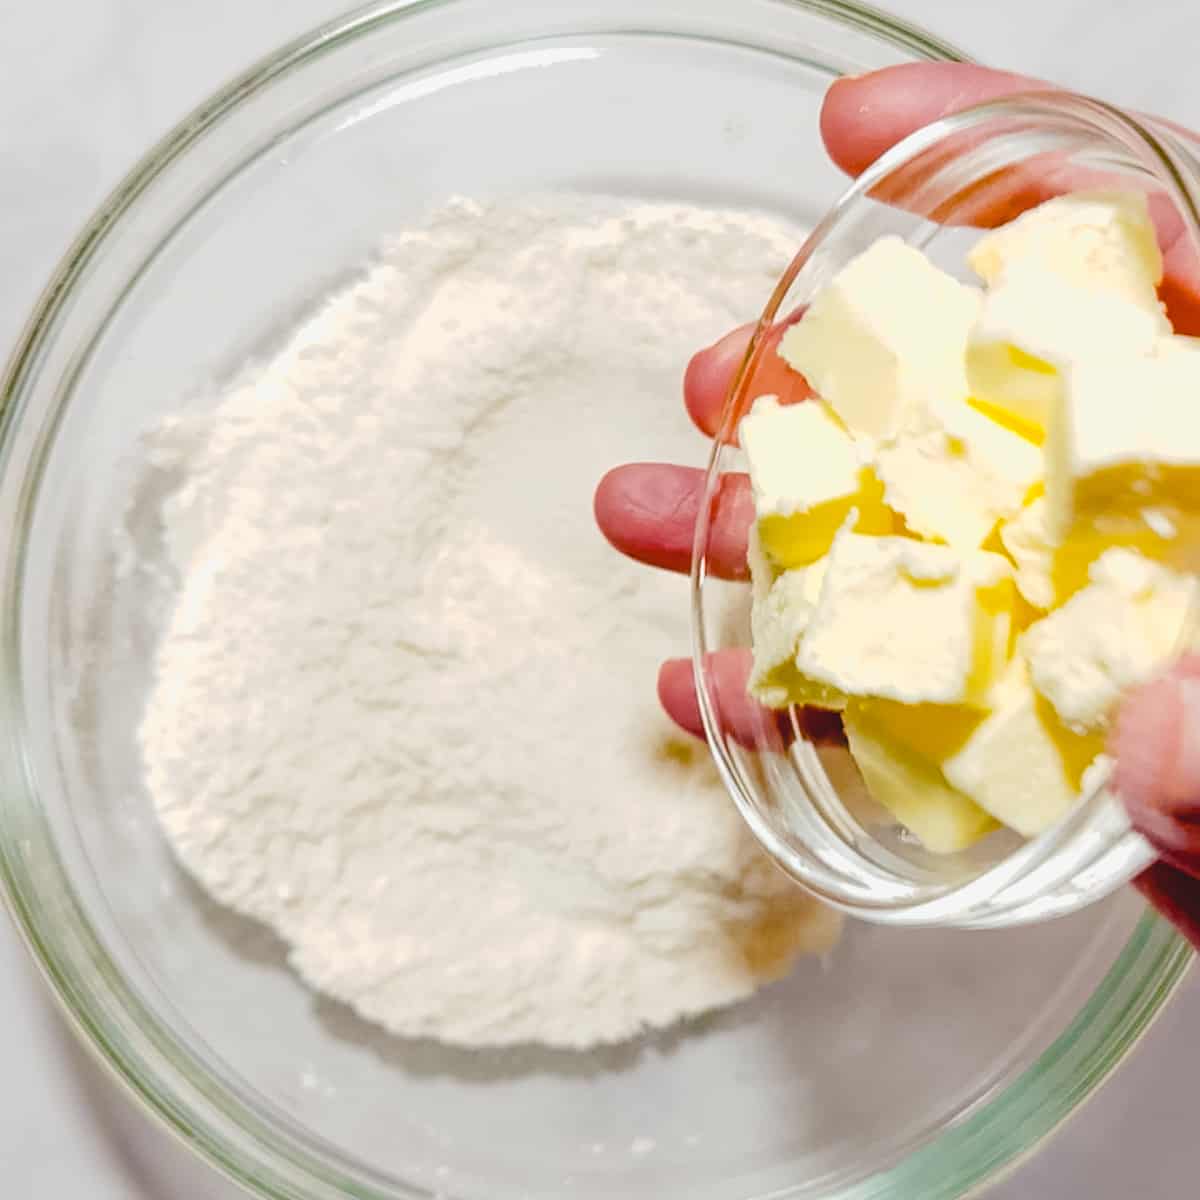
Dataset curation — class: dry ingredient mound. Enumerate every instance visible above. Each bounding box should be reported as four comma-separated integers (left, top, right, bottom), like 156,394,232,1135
138,195,840,1050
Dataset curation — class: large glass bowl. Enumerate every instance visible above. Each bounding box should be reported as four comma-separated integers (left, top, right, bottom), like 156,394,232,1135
0,2,1189,1199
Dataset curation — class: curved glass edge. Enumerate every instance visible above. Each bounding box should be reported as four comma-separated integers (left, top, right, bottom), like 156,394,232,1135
0,0,964,429
5,850,1191,1200
770,0,965,63
850,915,1192,1200
1,4,1183,1200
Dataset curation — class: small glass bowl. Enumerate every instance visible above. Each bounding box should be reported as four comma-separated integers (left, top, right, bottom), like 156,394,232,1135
693,91,1200,929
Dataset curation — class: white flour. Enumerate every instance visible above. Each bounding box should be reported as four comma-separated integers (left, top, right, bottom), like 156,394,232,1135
138,195,839,1049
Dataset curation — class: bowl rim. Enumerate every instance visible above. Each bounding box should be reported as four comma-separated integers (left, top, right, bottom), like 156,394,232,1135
0,2,1190,1200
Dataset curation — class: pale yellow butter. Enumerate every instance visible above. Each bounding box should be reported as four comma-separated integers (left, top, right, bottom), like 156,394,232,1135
740,395,890,568
999,497,1058,610
746,209,1199,852
967,264,1164,439
966,190,1167,439
1046,340,1200,542
942,659,1103,836
741,395,859,518
999,492,1189,611
1022,547,1196,731
777,236,981,443
749,557,836,709
844,707,998,853
876,400,1041,547
998,494,1104,611
794,529,1015,708
967,190,1165,314
849,660,1102,839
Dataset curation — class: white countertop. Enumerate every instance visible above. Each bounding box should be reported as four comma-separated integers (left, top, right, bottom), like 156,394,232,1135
3,2,1199,1196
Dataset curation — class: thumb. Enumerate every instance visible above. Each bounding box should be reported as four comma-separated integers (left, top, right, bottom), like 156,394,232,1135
1114,655,1200,874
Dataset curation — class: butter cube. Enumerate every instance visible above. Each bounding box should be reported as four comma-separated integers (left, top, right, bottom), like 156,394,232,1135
1046,341,1200,542
844,707,998,854
747,517,776,600
968,190,1165,315
942,659,1104,836
876,400,1041,547
851,697,983,762
740,395,890,568
967,264,1165,439
999,493,1187,611
1022,548,1197,731
999,497,1058,610
966,191,1167,440
777,236,981,442
794,530,1015,708
749,557,836,709
856,661,1103,838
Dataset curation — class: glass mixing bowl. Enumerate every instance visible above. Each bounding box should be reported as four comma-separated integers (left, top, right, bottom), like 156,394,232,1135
692,91,1200,929
0,2,1189,1199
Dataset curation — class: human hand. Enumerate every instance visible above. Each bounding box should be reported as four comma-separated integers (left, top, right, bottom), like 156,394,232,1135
593,62,1200,945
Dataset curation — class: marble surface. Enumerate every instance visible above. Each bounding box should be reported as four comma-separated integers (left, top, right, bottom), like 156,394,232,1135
3,1,1199,1196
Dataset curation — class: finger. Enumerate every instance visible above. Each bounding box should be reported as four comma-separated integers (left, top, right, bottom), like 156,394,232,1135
659,652,785,750
660,654,846,752
1115,655,1200,864
819,64,1200,332
1134,862,1200,949
1153,199,1200,335
593,464,753,580
819,63,1043,180
684,324,754,439
684,321,812,440
823,65,1089,229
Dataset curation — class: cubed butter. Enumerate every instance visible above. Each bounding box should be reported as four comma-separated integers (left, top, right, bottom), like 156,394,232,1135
777,236,981,442
747,518,775,601
967,263,1165,439
1022,547,1197,730
999,494,1110,611
740,395,890,568
999,496,1059,610
844,707,998,854
741,214,1200,850
1045,340,1200,542
850,696,984,762
942,659,1104,836
967,190,1165,316
854,662,1103,839
999,494,1186,610
749,557,836,709
876,400,1041,547
793,529,1015,707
